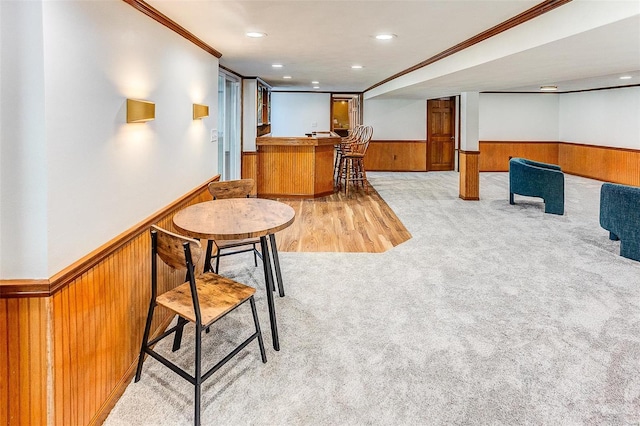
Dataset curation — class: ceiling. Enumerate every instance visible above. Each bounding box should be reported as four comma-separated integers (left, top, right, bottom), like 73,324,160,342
147,0,640,99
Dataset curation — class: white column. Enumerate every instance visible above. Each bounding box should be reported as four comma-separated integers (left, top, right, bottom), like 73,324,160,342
459,92,480,200
460,91,479,152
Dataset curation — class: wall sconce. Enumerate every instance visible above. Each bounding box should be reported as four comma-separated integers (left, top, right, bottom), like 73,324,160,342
127,99,155,123
193,103,209,120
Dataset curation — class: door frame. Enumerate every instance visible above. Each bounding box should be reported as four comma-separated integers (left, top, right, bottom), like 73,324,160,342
426,96,456,171
330,93,363,136
218,69,242,180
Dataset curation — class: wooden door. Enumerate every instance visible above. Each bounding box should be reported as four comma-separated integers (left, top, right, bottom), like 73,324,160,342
427,98,455,171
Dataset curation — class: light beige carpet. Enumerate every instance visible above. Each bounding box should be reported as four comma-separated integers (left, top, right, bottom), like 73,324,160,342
105,171,640,425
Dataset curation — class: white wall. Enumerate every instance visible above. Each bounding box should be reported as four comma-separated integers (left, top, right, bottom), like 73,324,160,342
460,92,480,151
559,87,640,149
242,79,257,151
271,92,331,136
1,0,219,278
363,98,426,140
479,93,560,141
478,89,640,149
1,0,48,278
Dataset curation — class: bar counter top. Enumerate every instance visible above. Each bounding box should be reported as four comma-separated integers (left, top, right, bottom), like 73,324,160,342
256,132,341,147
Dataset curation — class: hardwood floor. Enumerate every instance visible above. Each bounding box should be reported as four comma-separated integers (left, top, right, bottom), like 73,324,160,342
274,188,411,253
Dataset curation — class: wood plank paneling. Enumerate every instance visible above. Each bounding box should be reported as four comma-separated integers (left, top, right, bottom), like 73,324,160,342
314,144,335,195
479,141,559,171
258,145,315,196
459,150,480,200
242,152,258,196
559,142,640,186
479,141,639,187
365,140,427,171
0,298,49,426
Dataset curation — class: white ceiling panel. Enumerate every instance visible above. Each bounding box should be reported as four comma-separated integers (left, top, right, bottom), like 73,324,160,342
146,0,640,97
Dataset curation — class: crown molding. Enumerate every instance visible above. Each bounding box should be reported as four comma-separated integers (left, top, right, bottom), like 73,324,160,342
365,0,572,93
123,0,222,58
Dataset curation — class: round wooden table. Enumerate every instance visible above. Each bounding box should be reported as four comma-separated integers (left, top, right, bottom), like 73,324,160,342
173,198,295,351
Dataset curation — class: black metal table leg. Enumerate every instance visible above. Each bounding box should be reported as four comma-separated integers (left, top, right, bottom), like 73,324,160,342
260,235,279,351
269,234,285,297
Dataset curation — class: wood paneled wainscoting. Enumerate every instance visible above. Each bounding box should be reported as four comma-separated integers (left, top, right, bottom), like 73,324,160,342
478,141,559,172
242,151,258,196
365,140,427,171
0,175,219,426
559,142,640,187
479,141,640,187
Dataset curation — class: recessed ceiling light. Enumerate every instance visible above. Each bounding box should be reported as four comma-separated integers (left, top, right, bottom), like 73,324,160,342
246,32,266,38
375,34,397,40
283,76,292,79
620,75,632,80
313,86,320,89
351,65,363,69
272,64,283,68
540,85,557,91
311,81,319,84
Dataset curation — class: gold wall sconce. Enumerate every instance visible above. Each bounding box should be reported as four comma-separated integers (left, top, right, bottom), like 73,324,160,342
193,104,209,120
126,99,155,123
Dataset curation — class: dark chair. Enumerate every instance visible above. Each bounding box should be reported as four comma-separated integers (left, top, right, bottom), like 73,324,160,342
135,225,266,426
205,179,260,274
509,157,564,215
600,182,640,262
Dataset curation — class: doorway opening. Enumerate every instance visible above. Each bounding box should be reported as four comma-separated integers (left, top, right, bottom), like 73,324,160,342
218,70,241,180
331,94,362,136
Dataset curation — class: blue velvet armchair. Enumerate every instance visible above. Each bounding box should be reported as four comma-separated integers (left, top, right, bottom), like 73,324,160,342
600,182,640,262
509,158,564,215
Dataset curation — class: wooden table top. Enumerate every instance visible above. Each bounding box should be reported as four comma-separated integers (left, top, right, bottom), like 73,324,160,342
173,198,296,240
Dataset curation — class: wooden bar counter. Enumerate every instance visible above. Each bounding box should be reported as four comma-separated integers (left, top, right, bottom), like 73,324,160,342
256,132,340,198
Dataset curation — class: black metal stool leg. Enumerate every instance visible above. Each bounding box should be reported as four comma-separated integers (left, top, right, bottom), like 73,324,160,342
172,315,189,351
250,297,267,363
135,300,156,382
194,323,202,426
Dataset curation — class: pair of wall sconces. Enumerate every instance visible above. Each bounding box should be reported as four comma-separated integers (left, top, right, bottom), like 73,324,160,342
126,99,209,123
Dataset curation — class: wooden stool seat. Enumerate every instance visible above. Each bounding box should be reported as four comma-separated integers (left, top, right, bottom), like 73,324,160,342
156,273,256,327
